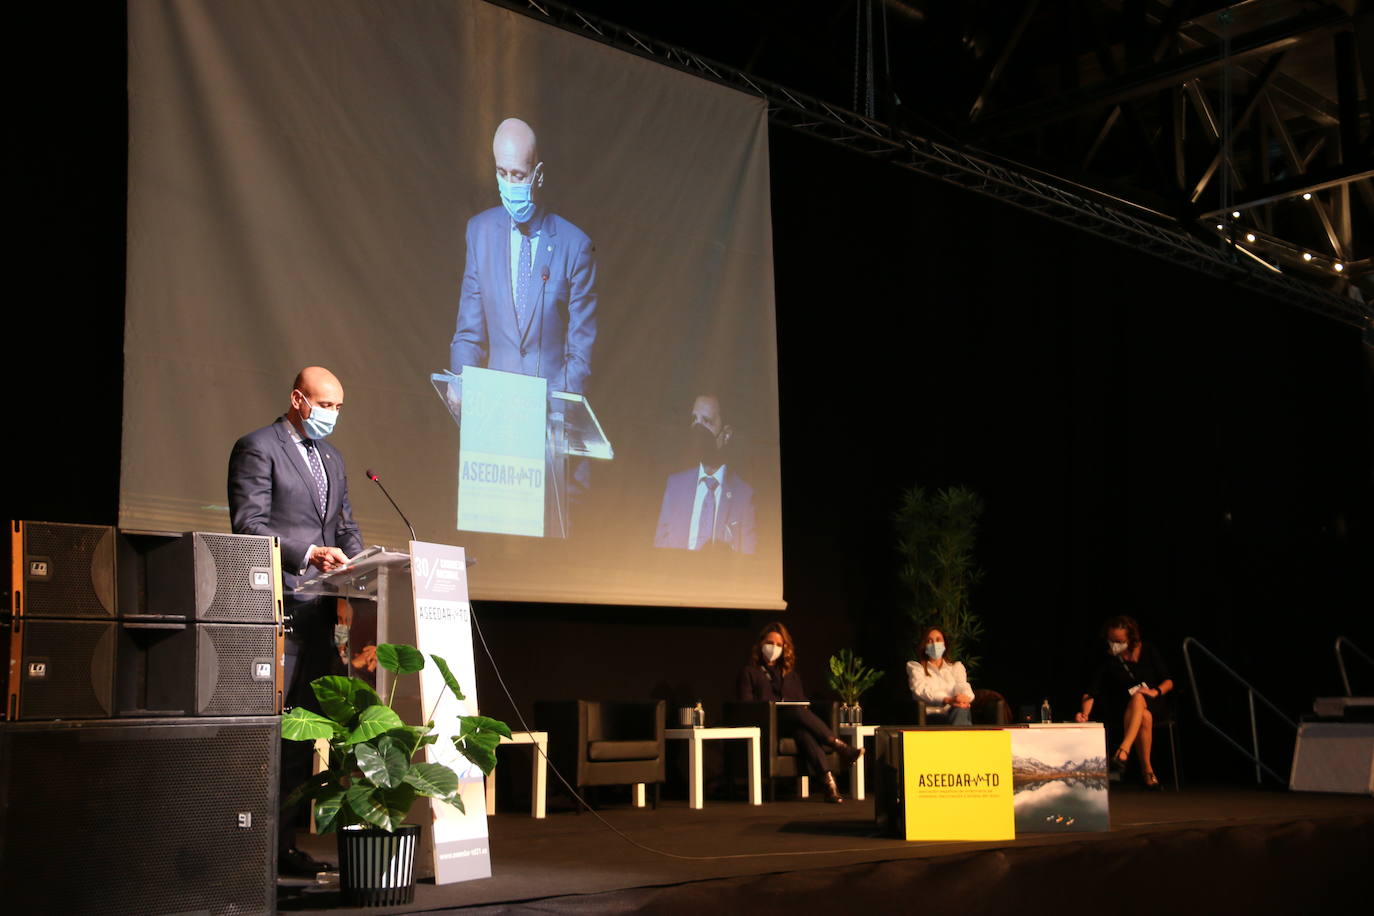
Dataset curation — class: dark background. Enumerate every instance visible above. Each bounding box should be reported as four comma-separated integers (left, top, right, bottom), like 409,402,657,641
11,4,1373,788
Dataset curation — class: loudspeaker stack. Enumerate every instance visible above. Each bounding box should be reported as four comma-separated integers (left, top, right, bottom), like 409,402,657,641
2,522,285,914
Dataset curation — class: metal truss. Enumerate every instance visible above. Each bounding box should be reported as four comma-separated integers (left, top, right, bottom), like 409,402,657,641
491,0,1368,328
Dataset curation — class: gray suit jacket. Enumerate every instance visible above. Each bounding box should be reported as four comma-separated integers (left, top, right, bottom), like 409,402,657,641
450,206,597,394
227,418,364,591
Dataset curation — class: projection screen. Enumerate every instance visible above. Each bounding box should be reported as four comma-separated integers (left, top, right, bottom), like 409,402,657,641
124,0,783,609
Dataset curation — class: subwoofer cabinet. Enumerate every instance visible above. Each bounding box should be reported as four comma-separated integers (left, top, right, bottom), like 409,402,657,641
0,716,279,915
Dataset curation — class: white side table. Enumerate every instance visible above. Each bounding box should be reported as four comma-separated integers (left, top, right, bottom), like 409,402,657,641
485,730,548,819
665,726,762,809
837,723,879,800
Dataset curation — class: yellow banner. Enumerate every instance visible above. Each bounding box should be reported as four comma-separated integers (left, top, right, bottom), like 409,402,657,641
902,730,1015,841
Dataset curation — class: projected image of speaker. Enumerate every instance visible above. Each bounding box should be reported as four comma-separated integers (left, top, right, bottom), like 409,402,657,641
0,716,278,914
144,531,282,622
8,520,116,619
5,618,115,720
117,621,282,717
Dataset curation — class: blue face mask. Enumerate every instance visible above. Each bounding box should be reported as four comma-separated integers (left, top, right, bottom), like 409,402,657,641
300,395,338,440
497,171,538,224
925,642,945,660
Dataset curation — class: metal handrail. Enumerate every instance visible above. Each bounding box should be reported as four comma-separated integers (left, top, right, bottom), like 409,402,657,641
1181,637,1298,785
1335,636,1373,697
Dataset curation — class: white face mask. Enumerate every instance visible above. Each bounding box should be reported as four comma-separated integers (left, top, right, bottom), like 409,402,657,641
761,643,782,663
925,642,946,660
1108,641,1128,656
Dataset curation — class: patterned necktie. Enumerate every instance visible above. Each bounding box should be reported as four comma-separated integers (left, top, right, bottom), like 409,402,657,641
695,477,719,549
515,225,533,329
303,439,328,516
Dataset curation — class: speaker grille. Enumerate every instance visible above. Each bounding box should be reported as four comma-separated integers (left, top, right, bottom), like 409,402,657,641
0,718,278,915
200,534,277,622
18,620,114,719
19,522,115,618
198,624,279,715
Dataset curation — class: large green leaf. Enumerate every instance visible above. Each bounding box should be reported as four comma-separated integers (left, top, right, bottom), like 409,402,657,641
355,736,409,789
347,705,405,745
429,653,466,701
376,643,425,674
345,785,393,830
453,715,512,775
403,761,459,798
313,788,348,834
281,707,340,742
376,784,418,832
453,738,497,776
311,676,382,725
384,724,431,758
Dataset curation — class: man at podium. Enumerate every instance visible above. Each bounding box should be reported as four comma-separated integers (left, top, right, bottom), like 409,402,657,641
450,117,598,396
227,365,364,875
655,394,757,554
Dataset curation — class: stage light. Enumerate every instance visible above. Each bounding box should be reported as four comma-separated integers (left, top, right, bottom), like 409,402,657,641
1232,211,1240,218
1245,233,1256,243
1302,253,1313,261
1334,263,1344,272
1216,224,1224,231
1302,193,1312,200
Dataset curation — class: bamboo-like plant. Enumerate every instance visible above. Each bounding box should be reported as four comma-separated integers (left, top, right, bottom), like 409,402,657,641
895,484,986,671
827,648,884,706
280,643,511,833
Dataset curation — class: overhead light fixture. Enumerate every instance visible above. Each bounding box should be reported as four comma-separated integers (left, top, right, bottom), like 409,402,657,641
1216,224,1224,230
1334,263,1344,272
1302,253,1313,261
1245,233,1256,243
1232,211,1241,218
1302,193,1312,200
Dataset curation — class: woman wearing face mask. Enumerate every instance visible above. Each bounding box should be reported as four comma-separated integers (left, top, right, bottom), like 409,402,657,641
737,621,863,803
907,626,975,725
1075,615,1174,789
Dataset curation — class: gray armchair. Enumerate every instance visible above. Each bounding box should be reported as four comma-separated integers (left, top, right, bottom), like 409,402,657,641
534,700,666,808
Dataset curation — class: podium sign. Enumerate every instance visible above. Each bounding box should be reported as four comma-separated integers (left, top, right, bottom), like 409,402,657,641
410,541,490,883
902,730,1014,841
456,367,547,537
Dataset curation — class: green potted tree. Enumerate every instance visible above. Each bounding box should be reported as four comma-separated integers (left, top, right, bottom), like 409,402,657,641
895,484,986,671
827,648,884,724
281,643,510,906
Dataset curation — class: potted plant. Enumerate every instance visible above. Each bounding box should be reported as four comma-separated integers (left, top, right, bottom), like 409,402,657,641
895,484,986,671
827,648,884,724
281,643,510,906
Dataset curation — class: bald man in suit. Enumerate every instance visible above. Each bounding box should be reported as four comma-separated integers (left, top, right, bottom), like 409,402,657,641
228,365,363,874
450,117,597,395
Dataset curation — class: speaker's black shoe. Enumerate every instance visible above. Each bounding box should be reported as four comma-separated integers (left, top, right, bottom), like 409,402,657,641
279,847,337,876
832,740,864,767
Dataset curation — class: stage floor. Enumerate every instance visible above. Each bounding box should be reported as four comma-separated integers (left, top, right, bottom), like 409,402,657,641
279,784,1374,914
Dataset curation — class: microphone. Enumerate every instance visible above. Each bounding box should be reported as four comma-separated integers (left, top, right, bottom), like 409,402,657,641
365,469,417,542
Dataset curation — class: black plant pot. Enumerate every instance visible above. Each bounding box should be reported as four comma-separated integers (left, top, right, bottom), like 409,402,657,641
336,824,420,907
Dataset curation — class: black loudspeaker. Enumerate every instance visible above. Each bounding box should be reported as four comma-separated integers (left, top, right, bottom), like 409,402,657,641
144,532,282,623
117,621,283,717
6,618,116,719
0,717,278,915
8,520,116,620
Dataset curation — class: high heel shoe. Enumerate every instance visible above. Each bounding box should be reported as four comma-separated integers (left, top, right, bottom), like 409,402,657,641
1142,771,1162,791
1110,746,1129,773
822,771,844,803
832,738,864,767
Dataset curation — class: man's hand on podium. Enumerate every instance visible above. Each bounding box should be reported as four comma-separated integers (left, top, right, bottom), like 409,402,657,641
308,545,350,573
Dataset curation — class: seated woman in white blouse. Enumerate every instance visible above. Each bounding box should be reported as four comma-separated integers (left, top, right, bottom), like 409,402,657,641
906,625,974,725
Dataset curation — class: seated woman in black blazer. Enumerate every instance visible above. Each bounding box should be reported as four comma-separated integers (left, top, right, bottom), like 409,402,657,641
737,621,862,803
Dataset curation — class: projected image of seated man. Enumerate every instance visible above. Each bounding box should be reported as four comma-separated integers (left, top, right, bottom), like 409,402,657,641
450,117,597,395
654,394,757,554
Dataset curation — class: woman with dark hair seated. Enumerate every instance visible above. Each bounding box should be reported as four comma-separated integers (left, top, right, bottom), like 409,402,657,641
907,625,975,725
737,621,863,804
1075,615,1174,790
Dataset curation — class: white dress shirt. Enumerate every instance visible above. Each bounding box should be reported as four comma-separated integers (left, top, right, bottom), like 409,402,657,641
907,658,973,714
688,463,727,549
